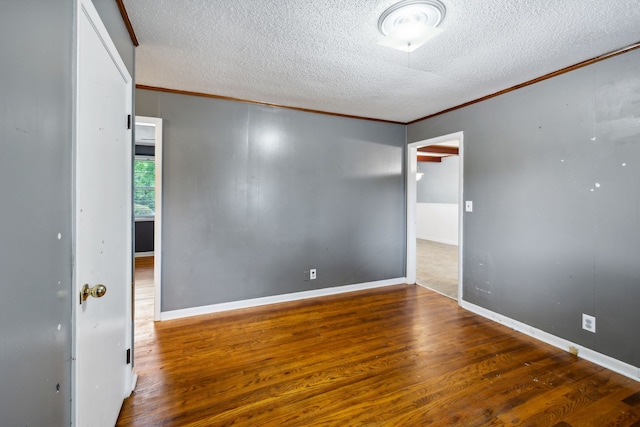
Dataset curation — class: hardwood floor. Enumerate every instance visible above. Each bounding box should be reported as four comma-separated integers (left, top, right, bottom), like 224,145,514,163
132,256,154,325
118,260,640,426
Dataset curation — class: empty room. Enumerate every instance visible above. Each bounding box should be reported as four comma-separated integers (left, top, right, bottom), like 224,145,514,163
2,0,640,426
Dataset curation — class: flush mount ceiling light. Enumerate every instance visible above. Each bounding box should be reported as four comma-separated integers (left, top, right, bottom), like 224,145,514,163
378,0,446,52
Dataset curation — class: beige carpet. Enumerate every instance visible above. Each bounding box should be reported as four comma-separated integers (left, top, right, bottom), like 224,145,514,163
416,239,458,299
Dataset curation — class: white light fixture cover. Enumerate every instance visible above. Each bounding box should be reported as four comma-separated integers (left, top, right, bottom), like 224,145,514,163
378,0,446,52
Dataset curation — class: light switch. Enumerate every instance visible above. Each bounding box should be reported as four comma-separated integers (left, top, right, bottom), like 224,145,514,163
465,201,473,212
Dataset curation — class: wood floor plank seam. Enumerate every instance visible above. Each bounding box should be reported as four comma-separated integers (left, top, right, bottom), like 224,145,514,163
118,260,640,426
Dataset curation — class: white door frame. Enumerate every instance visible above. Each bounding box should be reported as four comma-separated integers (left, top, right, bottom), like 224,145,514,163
406,131,464,302
135,116,163,321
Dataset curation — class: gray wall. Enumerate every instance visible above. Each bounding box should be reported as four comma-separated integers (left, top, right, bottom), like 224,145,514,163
417,156,459,203
0,2,73,425
136,89,406,311
93,0,135,77
408,49,640,367
0,1,134,425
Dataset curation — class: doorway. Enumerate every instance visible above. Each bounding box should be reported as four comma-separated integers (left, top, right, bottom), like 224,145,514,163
133,116,163,321
406,131,463,302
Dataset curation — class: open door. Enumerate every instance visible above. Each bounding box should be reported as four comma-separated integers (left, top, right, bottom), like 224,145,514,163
74,1,133,425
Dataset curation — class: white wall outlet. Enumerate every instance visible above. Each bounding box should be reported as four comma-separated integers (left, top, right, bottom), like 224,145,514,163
465,201,473,212
582,313,596,333
310,269,317,280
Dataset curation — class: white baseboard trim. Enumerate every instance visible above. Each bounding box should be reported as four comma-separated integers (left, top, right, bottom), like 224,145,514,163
134,251,154,258
160,277,408,321
416,236,458,246
460,300,640,382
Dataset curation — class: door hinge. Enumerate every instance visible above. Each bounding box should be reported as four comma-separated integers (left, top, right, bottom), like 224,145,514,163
126,348,131,364
127,114,132,130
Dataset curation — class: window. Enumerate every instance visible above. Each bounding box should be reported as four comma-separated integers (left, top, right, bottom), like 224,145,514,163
134,157,155,218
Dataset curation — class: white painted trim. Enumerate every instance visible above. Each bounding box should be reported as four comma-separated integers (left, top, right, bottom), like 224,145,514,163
406,145,417,285
160,278,407,321
457,134,464,302
407,131,464,301
134,251,154,258
135,116,163,322
461,300,640,382
421,237,458,246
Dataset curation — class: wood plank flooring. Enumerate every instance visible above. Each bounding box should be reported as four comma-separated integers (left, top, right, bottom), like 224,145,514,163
118,259,640,426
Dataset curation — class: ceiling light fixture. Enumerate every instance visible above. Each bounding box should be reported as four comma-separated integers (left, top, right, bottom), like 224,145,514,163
378,0,446,52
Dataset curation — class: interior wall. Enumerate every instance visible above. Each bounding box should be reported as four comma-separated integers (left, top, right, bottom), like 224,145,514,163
416,156,459,244
416,203,458,245
0,2,73,425
408,49,640,367
135,220,154,253
0,2,135,424
136,89,406,311
417,156,459,204
92,0,135,77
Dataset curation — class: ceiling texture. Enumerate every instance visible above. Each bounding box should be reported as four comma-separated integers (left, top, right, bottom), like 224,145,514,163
123,0,640,123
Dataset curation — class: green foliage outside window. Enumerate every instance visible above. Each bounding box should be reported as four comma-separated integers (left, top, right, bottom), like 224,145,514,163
134,159,155,217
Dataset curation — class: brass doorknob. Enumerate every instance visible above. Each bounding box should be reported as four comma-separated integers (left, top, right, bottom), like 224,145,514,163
79,284,107,304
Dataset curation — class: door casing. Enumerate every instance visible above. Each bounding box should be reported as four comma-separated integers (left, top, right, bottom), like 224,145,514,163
135,115,163,321
406,131,464,302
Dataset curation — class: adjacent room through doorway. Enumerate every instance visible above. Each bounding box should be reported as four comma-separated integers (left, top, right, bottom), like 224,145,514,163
415,147,459,299
416,238,458,299
407,132,463,301
133,116,163,323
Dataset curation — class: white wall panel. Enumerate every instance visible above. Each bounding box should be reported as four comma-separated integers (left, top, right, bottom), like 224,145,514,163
416,203,458,245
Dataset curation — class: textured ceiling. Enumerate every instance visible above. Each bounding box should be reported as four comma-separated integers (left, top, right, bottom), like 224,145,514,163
123,0,640,123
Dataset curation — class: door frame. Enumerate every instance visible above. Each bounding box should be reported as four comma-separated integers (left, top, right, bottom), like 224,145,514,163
135,116,163,321
406,131,464,302
72,0,134,423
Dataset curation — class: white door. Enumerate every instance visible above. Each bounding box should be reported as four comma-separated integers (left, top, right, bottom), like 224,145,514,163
74,1,133,425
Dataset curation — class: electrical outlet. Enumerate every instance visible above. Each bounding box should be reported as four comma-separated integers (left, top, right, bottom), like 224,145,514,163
310,269,317,280
582,313,596,333
465,201,473,212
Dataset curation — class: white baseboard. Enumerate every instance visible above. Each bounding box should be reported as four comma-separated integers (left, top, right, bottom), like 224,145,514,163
135,251,154,258
416,235,458,246
160,277,407,321
460,300,640,382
